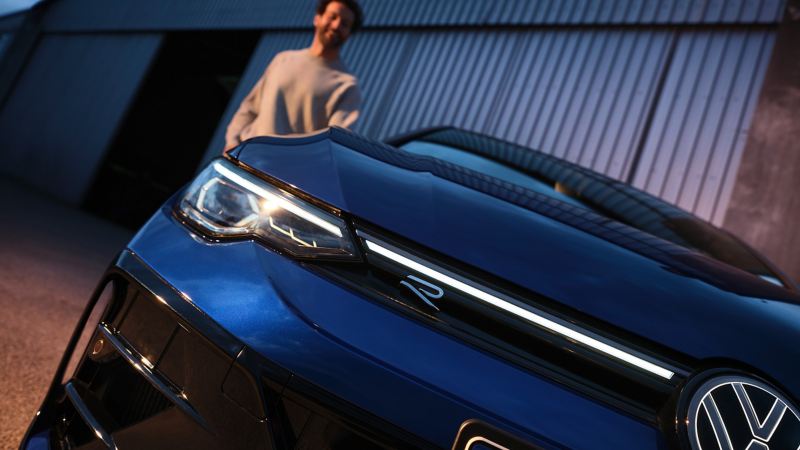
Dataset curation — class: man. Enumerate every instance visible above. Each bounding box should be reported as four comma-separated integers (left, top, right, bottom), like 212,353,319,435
225,0,363,151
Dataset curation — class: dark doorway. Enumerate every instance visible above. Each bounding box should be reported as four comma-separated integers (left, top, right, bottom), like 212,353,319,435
83,31,260,229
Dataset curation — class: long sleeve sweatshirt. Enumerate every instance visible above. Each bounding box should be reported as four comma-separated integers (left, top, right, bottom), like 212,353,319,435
225,49,362,150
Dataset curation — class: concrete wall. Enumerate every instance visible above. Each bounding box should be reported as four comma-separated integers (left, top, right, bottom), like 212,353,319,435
724,0,800,281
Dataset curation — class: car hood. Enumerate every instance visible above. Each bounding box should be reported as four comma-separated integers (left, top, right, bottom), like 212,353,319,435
230,130,800,371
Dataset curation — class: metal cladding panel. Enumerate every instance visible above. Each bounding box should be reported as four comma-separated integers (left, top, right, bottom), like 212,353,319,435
339,31,414,136
0,34,161,204
368,29,672,180
361,0,491,27
42,0,313,31
40,0,786,31
494,30,673,180
485,0,787,24
367,30,524,140
202,31,310,163
632,30,774,224
353,26,772,224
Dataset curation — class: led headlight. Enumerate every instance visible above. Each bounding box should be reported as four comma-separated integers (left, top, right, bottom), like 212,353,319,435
178,159,358,260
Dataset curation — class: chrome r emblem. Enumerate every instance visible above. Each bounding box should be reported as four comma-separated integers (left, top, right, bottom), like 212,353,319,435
400,275,443,312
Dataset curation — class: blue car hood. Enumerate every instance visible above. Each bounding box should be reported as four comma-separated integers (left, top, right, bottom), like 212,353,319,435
230,130,800,364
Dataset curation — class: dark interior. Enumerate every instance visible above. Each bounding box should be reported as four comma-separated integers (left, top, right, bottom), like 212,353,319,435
83,31,260,229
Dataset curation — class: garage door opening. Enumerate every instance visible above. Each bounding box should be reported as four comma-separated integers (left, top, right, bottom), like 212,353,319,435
83,31,260,229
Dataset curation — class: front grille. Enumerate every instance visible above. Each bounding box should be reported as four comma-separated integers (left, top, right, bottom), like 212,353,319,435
308,225,692,423
57,341,175,449
79,356,173,428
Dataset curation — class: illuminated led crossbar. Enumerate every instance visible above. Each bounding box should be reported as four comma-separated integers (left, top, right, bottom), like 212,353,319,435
213,162,342,237
365,239,675,380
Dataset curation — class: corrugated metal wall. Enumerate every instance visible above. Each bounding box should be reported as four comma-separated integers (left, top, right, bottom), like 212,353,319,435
0,34,161,203
40,0,785,31
1,0,785,225
631,30,775,224
352,28,773,224
200,23,774,225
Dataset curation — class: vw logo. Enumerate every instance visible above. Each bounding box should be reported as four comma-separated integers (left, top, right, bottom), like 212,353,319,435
686,375,800,450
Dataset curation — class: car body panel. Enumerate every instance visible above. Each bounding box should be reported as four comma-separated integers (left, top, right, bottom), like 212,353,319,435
229,135,800,403
21,127,800,450
129,207,663,449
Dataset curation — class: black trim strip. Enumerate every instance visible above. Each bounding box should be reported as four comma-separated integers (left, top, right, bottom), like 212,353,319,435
97,324,209,430
115,250,243,358
64,381,117,450
359,232,683,381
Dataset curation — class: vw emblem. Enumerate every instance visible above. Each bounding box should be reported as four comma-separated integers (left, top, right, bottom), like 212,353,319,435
686,375,800,450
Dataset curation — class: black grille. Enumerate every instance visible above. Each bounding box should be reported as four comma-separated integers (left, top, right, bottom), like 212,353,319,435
92,357,173,427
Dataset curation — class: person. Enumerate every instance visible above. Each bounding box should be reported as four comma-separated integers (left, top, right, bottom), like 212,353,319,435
224,0,363,151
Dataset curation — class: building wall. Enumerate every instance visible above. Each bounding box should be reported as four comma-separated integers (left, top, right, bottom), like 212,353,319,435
203,23,775,225
0,33,11,60
0,0,786,226
0,34,161,203
38,0,786,31
724,0,800,281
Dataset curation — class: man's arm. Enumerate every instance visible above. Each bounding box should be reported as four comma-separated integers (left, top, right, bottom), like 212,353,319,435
329,83,362,130
224,72,265,151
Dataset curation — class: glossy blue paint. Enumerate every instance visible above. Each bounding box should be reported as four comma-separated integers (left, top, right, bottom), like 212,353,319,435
129,208,663,449
230,134,800,403
23,431,49,450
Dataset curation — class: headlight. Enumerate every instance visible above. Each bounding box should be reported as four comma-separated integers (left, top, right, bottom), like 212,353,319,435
178,159,358,260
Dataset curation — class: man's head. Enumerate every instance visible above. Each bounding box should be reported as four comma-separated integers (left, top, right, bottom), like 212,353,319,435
313,0,363,51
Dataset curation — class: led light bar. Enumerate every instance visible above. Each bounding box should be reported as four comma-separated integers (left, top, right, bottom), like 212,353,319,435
364,239,675,380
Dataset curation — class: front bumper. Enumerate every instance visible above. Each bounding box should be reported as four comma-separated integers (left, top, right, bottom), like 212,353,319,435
21,206,673,449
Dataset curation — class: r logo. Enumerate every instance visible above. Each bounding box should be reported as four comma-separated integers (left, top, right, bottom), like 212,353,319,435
400,275,443,312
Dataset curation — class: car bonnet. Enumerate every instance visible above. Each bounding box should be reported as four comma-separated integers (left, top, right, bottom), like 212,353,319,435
229,129,800,365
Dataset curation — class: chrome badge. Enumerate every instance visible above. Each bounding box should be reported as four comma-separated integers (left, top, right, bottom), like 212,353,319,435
686,375,800,450
400,274,443,312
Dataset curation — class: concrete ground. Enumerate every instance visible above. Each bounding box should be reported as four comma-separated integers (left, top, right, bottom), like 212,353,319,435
0,178,132,449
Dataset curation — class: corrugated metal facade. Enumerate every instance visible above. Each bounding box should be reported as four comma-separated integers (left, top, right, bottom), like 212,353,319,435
378,28,767,224
40,0,785,31
0,0,786,226
632,29,775,224
217,25,769,224
0,34,161,203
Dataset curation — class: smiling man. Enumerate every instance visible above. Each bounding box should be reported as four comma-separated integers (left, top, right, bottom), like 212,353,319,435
225,0,363,150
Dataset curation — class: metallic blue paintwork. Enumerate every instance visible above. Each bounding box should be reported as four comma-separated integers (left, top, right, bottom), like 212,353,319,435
129,208,662,449
231,137,800,403
23,431,49,450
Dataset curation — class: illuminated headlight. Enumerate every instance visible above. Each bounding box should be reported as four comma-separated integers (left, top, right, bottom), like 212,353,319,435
178,159,358,260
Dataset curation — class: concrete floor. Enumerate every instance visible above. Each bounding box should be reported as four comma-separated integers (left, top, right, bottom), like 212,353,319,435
0,178,132,449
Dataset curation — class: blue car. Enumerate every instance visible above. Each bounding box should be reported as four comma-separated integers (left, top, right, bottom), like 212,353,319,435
21,127,800,450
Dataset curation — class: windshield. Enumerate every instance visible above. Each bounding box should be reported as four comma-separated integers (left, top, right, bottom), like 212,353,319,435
399,129,785,288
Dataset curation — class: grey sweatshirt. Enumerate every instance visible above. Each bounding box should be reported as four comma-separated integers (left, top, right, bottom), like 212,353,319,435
225,49,362,149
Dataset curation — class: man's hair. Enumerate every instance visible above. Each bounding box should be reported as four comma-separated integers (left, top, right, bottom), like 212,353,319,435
316,0,363,33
